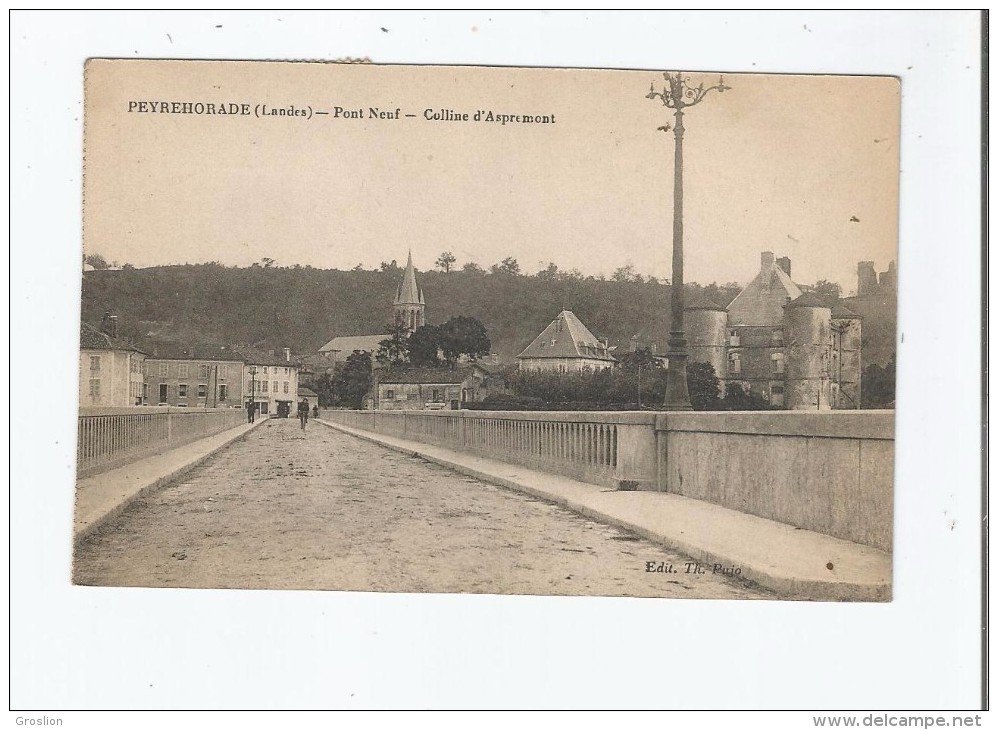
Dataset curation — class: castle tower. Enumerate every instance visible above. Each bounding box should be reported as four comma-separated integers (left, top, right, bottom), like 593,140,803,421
685,289,728,387
393,250,426,333
831,304,863,409
857,261,877,296
783,293,833,410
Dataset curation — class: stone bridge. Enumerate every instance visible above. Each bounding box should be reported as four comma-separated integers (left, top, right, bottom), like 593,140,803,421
73,407,894,600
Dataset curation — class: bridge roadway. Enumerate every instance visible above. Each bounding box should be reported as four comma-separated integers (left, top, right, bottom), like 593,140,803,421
74,418,769,598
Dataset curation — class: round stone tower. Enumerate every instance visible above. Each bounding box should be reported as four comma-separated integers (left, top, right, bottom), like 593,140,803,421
685,290,728,384
783,293,833,410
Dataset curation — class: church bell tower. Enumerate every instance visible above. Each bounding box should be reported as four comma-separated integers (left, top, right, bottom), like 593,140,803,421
393,250,426,333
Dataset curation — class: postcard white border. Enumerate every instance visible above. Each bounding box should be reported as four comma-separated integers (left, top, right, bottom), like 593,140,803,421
9,9,985,711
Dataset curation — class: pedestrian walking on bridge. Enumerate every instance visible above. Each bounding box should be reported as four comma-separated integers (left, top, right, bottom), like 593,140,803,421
298,399,310,431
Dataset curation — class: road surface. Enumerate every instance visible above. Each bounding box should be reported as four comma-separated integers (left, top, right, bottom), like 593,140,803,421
75,418,770,599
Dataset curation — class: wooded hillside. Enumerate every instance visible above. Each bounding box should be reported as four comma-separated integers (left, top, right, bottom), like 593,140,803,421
80,263,896,366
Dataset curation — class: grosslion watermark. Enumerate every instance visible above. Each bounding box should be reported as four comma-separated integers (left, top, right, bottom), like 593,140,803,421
15,718,62,726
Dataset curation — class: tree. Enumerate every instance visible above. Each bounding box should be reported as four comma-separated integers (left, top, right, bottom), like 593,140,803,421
611,263,644,283
861,352,895,408
84,253,110,270
379,259,400,273
720,383,772,411
407,324,443,367
490,257,520,276
687,362,721,410
332,351,373,408
536,262,560,280
617,347,659,375
461,261,485,274
800,279,842,301
437,316,491,365
435,251,457,273
375,321,409,370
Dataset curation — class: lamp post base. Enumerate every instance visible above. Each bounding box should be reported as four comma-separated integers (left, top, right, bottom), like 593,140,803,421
663,339,693,411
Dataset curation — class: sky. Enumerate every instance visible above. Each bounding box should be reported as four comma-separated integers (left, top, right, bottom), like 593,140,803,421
84,61,900,292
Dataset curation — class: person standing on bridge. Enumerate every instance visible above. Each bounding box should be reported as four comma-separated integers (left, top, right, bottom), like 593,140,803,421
298,398,310,431
246,399,255,424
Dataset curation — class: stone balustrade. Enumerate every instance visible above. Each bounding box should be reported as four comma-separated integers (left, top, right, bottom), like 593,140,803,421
77,406,246,478
321,408,894,551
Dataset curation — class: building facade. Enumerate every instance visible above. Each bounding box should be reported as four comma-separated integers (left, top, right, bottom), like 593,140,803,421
376,365,493,411
240,349,300,417
79,320,147,408
142,343,244,408
686,251,862,410
516,310,616,373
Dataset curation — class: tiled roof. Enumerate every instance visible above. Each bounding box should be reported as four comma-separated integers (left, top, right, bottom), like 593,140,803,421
727,258,804,326
234,348,299,367
684,289,726,311
378,366,474,385
784,292,833,309
318,334,390,354
80,322,148,354
831,303,863,319
297,387,319,397
516,310,616,362
145,342,244,361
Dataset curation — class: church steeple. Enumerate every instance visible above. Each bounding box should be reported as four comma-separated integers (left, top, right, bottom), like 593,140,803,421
393,250,426,333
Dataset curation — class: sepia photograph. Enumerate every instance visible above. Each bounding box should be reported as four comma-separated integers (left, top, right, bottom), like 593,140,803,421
74,60,899,602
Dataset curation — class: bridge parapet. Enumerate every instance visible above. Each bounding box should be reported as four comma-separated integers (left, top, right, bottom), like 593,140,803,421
322,408,894,552
321,409,658,490
77,407,247,479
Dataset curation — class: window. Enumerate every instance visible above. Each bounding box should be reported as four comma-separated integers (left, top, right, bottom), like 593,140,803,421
178,384,188,398
432,389,441,401
159,363,169,377
263,366,268,374
262,381,269,393
89,378,101,400
178,363,189,378
219,384,228,401
198,384,207,399
729,330,740,347
283,382,289,394
199,364,209,379
219,365,227,380
771,353,785,375
771,329,784,346
90,356,101,371
159,384,168,403
386,389,395,400
285,367,290,376
728,351,741,374
130,358,140,373
272,381,278,393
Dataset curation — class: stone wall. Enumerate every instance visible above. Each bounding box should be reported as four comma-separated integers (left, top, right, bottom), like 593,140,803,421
655,411,894,551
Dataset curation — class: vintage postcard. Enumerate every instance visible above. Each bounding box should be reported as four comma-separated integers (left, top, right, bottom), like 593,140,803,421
75,60,898,601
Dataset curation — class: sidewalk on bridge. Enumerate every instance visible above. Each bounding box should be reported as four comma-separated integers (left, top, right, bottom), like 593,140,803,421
316,419,891,602
74,419,264,547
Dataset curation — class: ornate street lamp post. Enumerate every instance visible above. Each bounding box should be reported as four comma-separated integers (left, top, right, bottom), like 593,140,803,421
248,365,257,421
646,71,730,410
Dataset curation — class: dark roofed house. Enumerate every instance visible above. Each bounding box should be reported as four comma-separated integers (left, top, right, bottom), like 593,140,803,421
516,310,616,373
375,365,492,411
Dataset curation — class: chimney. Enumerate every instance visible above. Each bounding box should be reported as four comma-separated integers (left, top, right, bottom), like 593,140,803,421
776,256,792,277
760,251,775,271
283,347,291,362
99,311,118,339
